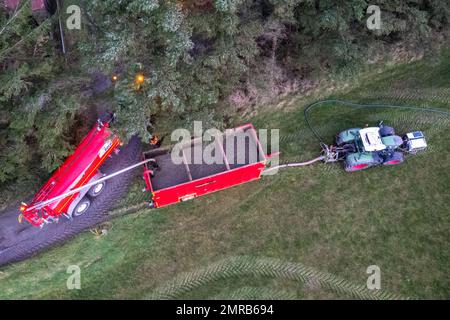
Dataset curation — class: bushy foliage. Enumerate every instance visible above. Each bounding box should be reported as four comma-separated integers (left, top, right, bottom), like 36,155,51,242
0,3,84,183
0,0,448,184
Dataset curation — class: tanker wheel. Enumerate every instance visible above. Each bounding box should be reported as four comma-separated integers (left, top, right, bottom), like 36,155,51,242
73,196,91,217
88,181,106,197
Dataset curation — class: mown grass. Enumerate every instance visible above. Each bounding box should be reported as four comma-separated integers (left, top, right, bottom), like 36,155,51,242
0,52,449,299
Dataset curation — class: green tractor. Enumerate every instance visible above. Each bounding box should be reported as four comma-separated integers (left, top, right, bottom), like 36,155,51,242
334,123,427,172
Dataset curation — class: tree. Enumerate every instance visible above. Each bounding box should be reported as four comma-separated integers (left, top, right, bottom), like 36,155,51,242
0,2,79,183
0,0,447,185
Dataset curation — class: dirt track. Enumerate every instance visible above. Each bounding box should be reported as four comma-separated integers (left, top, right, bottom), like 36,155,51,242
0,136,142,268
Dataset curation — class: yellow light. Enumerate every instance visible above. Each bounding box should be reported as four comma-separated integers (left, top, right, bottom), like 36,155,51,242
135,73,145,85
112,75,118,81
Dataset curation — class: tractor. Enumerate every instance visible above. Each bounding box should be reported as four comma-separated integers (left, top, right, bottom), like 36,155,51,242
333,123,427,172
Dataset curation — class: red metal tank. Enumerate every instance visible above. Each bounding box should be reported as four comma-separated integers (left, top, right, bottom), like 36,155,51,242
21,121,121,227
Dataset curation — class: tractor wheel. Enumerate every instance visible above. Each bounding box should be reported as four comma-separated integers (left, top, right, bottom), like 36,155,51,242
73,196,91,217
345,162,371,172
344,152,380,172
336,128,361,146
88,181,106,197
383,152,404,166
379,125,395,137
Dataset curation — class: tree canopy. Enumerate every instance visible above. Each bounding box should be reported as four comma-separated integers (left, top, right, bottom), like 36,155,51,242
0,0,448,184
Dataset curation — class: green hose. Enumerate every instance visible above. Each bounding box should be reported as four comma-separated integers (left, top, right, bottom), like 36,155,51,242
304,99,450,144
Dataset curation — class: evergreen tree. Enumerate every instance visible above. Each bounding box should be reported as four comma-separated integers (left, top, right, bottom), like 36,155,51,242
0,2,76,183
0,0,448,185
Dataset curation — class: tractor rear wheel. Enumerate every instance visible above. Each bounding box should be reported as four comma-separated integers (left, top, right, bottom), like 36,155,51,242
336,128,361,146
383,152,404,166
73,196,91,217
344,152,380,172
345,162,371,172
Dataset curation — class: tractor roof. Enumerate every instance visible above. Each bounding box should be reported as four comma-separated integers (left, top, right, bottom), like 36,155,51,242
359,127,386,152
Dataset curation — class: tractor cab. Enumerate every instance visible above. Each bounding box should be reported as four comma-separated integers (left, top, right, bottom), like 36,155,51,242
357,127,387,152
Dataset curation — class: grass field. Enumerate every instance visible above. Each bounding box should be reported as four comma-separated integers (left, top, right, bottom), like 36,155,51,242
0,52,449,299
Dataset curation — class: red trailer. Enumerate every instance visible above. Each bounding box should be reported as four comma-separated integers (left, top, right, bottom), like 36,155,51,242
20,123,269,227
20,120,121,227
142,124,268,208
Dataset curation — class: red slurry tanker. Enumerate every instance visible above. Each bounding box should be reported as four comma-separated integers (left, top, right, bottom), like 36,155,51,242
20,120,121,227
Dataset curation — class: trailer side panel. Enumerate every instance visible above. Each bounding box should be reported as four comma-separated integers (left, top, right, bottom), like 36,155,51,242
142,124,267,208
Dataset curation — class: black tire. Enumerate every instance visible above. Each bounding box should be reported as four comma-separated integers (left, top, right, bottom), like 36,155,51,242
0,136,142,267
73,197,91,217
336,128,361,146
379,125,395,137
344,162,371,172
88,181,106,197
383,152,404,166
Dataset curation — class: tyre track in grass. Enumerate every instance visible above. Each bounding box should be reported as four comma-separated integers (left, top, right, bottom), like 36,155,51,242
212,286,297,300
146,256,408,300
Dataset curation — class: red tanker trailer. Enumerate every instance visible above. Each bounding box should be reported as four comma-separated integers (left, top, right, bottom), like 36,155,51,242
20,120,121,227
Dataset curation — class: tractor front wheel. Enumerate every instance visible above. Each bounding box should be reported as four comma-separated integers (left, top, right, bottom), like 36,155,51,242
379,125,395,137
383,152,404,166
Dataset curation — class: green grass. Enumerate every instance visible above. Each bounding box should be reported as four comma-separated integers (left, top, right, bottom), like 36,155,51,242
1,52,449,299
